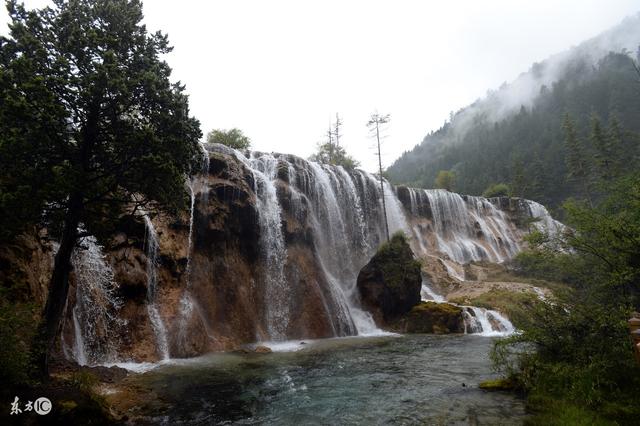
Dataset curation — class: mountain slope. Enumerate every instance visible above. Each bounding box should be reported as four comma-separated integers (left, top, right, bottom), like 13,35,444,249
387,13,640,208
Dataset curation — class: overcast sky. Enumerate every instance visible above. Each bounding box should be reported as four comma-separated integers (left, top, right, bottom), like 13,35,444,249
2,1,639,172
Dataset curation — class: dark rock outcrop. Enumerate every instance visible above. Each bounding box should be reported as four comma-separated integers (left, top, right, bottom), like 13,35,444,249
393,301,465,334
357,233,422,325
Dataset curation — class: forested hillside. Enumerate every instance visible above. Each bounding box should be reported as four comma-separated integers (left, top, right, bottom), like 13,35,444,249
387,15,640,209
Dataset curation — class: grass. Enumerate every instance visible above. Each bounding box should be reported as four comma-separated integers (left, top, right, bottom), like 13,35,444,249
463,289,539,329
525,396,618,426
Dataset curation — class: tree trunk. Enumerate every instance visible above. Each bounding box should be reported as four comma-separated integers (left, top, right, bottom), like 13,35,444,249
33,193,82,380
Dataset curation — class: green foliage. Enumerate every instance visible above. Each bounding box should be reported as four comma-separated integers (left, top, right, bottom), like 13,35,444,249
434,170,455,191
524,397,617,426
0,0,202,243
513,249,583,284
387,51,640,207
0,284,37,385
70,371,100,394
510,158,527,198
400,301,463,334
309,114,360,169
492,172,640,424
206,128,251,150
309,141,360,169
464,289,540,329
482,183,510,198
375,232,422,290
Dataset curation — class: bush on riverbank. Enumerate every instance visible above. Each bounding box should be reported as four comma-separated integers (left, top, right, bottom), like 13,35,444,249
491,173,640,425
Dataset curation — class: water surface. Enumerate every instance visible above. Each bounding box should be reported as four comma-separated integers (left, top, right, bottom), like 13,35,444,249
126,334,526,425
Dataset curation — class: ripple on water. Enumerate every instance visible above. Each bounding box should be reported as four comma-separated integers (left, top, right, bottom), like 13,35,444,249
123,334,527,425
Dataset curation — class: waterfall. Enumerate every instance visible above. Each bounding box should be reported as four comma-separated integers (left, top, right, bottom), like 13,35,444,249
54,144,564,366
206,146,558,340
524,199,565,235
238,152,290,340
462,307,515,336
177,142,213,343
420,278,445,303
71,235,122,365
420,277,515,336
403,188,524,264
143,216,170,360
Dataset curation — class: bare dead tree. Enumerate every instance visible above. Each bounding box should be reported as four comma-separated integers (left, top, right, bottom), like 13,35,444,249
367,112,391,242
334,113,343,150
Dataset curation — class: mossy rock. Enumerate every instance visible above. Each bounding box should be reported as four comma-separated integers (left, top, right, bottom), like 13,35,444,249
394,301,465,334
479,378,515,391
357,232,422,324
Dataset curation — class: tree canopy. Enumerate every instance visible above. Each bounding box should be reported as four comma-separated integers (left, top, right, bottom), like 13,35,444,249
387,51,640,208
309,113,360,169
434,170,455,191
206,128,251,150
0,0,202,377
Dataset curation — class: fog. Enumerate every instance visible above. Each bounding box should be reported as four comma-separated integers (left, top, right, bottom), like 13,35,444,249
445,13,640,143
2,1,639,172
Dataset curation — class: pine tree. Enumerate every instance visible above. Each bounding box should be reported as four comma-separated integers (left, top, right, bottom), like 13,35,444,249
563,113,592,205
509,158,527,198
0,0,202,378
529,154,547,203
591,114,613,181
606,114,624,178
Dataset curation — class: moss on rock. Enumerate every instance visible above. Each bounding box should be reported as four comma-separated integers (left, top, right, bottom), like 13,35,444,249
357,232,422,325
453,288,539,329
479,378,515,391
393,301,465,334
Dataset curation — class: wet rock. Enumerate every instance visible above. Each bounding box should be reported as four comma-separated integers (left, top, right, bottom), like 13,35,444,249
357,232,422,325
393,301,465,334
254,345,272,354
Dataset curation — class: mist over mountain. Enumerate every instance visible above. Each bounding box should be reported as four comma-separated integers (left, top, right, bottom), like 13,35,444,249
387,13,640,208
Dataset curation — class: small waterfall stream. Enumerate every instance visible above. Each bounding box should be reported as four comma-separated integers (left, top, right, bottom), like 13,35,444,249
70,235,122,365
144,216,170,360
177,143,214,344
421,279,515,336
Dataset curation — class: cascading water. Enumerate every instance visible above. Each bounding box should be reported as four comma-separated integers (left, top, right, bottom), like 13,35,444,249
177,142,214,344
420,277,515,336
211,147,557,340
417,189,521,264
243,152,290,340
143,216,170,360
63,145,561,362
70,235,122,365
462,307,515,337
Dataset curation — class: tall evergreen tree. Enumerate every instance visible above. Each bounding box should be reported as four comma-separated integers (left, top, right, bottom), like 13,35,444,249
590,113,613,181
606,113,624,178
510,158,527,198
563,113,592,205
0,0,202,377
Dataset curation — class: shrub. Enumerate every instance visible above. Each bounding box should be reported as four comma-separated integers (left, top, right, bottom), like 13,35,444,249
482,183,510,198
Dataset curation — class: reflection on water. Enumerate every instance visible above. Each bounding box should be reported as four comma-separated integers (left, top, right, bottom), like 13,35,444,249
126,335,526,425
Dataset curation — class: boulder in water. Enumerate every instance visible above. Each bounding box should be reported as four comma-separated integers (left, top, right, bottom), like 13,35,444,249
394,301,465,334
254,345,272,354
357,232,422,325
